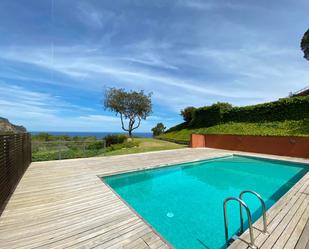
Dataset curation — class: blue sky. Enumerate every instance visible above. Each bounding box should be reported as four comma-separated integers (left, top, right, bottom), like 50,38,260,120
0,0,308,132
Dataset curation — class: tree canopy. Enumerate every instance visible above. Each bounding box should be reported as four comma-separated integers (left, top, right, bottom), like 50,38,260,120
151,123,166,136
103,88,152,137
301,29,309,60
180,106,196,123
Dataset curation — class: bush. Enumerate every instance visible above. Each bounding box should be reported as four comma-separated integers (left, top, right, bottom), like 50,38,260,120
189,104,222,128
165,122,188,132
106,140,140,152
162,96,309,135
86,141,105,150
104,134,127,147
185,96,309,128
152,123,166,136
223,96,309,123
180,106,196,123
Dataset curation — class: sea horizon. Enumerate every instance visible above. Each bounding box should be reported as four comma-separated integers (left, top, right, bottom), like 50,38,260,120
30,131,153,139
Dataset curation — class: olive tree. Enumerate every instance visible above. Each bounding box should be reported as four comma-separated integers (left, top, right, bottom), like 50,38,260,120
301,29,309,60
103,88,152,137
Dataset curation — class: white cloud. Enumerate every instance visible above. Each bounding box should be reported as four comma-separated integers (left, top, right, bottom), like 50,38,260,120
0,81,173,132
79,114,119,122
177,0,253,11
76,2,115,29
1,40,308,115
178,0,215,10
0,45,271,100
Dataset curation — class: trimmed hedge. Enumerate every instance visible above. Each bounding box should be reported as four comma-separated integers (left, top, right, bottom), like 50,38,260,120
158,119,309,141
189,105,222,128
223,96,309,123
188,96,309,128
165,96,309,133
166,122,188,132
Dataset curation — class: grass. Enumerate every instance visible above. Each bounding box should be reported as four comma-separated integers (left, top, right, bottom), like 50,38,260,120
32,138,186,161
32,149,105,161
158,119,309,142
102,138,186,156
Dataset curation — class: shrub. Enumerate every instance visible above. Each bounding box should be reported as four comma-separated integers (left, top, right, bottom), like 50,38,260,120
166,96,309,132
189,102,232,128
86,141,105,150
180,106,196,123
165,122,188,132
190,104,222,128
104,134,128,147
152,123,166,136
223,96,309,122
106,140,140,152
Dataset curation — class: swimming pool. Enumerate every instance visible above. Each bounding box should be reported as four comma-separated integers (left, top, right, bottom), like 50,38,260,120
103,155,308,249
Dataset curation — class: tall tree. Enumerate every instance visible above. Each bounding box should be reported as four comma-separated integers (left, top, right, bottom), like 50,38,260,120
301,29,309,60
103,88,152,137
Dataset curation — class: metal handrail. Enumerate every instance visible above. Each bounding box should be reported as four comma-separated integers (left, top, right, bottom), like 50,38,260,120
239,190,267,234
223,197,256,248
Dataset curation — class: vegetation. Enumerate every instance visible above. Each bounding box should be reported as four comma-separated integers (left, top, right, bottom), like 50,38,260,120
32,133,184,161
222,96,309,123
166,96,309,131
180,106,196,123
301,28,309,60
32,133,105,161
104,134,127,146
158,119,309,142
189,103,225,128
151,123,166,136
103,138,186,156
103,88,152,137
32,132,97,142
161,96,309,142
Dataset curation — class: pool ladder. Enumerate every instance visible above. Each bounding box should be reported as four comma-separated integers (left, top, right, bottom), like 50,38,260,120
223,190,268,249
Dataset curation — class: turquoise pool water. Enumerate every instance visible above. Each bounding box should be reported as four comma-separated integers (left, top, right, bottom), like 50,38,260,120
103,155,308,249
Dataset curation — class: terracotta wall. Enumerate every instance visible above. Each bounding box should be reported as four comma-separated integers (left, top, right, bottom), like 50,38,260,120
190,134,206,148
191,134,309,158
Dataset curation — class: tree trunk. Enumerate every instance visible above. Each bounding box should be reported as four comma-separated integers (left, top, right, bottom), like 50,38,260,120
128,129,132,138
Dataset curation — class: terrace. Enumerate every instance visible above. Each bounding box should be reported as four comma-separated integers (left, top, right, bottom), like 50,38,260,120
0,147,308,249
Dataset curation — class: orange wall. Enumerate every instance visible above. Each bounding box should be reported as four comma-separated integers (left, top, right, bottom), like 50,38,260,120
190,134,206,148
191,134,309,158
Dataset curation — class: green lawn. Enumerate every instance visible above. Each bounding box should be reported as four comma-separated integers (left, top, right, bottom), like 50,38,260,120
102,138,186,156
158,119,309,142
32,138,186,161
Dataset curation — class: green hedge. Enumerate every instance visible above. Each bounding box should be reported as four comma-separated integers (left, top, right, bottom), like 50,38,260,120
165,122,188,132
189,105,222,128
187,96,309,128
223,96,309,122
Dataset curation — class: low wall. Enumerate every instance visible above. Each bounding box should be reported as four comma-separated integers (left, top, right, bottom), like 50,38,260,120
190,134,309,158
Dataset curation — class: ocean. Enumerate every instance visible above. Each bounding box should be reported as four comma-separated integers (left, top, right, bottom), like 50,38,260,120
30,131,153,139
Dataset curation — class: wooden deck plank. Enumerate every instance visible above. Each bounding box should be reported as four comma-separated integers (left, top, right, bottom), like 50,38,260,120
271,197,308,249
0,148,308,249
228,174,309,249
295,220,309,249
284,206,309,249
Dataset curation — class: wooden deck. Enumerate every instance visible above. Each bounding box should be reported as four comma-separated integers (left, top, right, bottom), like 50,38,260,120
0,148,308,249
